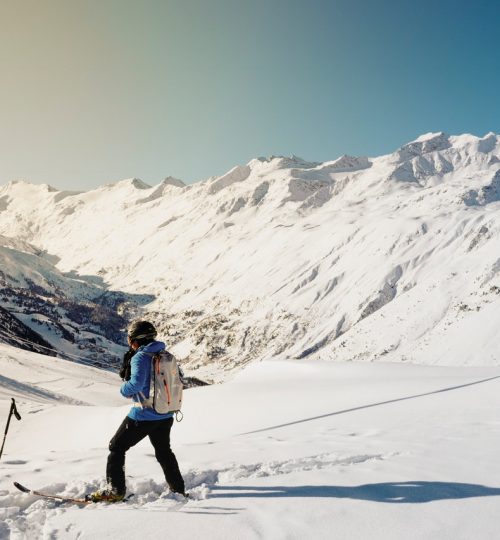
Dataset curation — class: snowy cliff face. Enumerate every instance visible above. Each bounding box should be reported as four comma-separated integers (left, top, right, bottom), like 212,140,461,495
1,132,500,380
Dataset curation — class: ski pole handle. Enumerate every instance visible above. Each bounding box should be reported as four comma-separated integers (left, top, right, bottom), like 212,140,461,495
3,399,21,436
1,398,21,460
11,399,21,421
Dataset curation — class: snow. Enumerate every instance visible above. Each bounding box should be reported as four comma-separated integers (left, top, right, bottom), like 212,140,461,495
0,132,500,381
1,132,500,536
1,132,499,379
208,165,251,194
1,343,500,539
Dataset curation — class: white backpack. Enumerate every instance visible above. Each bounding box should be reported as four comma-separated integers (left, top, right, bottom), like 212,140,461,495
141,350,183,415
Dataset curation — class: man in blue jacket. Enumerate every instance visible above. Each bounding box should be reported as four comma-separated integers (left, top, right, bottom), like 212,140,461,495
88,320,186,502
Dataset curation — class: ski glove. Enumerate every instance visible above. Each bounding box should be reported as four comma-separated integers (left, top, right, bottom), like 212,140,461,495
119,348,135,381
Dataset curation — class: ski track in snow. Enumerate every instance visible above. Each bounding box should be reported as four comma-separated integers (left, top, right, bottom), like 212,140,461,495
0,452,390,538
2,341,500,538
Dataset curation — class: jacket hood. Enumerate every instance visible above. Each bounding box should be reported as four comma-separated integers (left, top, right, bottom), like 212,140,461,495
139,340,166,353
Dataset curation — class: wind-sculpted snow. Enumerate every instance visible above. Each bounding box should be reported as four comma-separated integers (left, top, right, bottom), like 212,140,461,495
462,169,500,206
0,196,9,212
251,181,269,206
285,177,332,202
250,155,319,170
478,132,497,153
359,266,403,321
137,177,186,204
389,154,454,184
208,165,251,194
0,132,500,379
396,132,452,160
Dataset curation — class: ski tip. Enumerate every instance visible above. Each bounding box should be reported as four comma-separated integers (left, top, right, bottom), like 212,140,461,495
13,482,30,493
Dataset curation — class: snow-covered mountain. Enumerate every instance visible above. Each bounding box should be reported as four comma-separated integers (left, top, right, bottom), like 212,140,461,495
1,132,499,379
0,234,155,366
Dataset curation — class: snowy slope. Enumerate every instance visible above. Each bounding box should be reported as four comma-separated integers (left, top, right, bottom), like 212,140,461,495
0,235,147,366
0,132,499,378
1,343,500,539
0,343,121,407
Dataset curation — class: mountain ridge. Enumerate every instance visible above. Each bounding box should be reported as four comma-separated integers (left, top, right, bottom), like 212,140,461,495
0,131,499,380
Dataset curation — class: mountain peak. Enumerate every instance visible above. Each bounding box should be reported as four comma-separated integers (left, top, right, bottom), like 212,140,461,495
2,131,500,380
104,178,152,190
250,155,319,170
162,176,185,188
397,132,451,160
3,180,59,192
129,178,151,189
412,131,448,143
328,154,372,172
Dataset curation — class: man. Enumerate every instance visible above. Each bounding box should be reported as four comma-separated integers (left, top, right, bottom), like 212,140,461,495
88,320,186,502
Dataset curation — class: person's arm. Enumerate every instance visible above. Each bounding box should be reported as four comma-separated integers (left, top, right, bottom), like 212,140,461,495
120,352,149,397
119,348,135,381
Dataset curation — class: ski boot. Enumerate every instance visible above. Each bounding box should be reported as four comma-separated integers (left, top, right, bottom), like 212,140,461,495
85,488,125,503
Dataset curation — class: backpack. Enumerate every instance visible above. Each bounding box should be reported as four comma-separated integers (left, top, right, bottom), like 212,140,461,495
141,350,184,415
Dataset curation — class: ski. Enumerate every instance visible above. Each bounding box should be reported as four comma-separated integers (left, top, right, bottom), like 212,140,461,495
13,481,91,505
13,482,134,505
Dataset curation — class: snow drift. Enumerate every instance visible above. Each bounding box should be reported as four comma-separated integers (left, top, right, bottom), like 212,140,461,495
1,343,500,539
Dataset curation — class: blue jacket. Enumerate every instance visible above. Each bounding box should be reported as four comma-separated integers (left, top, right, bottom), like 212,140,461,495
120,340,173,421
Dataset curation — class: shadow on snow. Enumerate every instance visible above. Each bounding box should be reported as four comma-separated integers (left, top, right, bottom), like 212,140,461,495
210,481,500,504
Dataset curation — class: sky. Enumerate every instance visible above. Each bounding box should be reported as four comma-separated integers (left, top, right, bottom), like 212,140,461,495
0,0,499,191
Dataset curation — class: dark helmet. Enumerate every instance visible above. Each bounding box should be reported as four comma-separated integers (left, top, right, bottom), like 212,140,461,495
127,320,157,341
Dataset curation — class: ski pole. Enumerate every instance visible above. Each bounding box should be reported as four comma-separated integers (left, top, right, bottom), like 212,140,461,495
0,398,22,460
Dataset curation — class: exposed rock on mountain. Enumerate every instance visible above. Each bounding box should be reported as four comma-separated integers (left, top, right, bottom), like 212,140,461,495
1,132,499,380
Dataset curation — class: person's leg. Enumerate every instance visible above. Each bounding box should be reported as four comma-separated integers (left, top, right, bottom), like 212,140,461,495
107,417,149,494
148,417,185,494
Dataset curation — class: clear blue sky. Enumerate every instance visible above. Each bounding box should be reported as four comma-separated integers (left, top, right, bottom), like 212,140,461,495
0,0,499,190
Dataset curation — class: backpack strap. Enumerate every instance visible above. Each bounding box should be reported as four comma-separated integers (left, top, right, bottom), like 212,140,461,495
137,391,153,408
136,351,158,408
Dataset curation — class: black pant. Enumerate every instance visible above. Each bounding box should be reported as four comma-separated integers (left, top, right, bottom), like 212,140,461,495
106,416,185,495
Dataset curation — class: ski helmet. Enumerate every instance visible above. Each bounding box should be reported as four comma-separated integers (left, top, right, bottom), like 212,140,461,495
127,320,157,341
